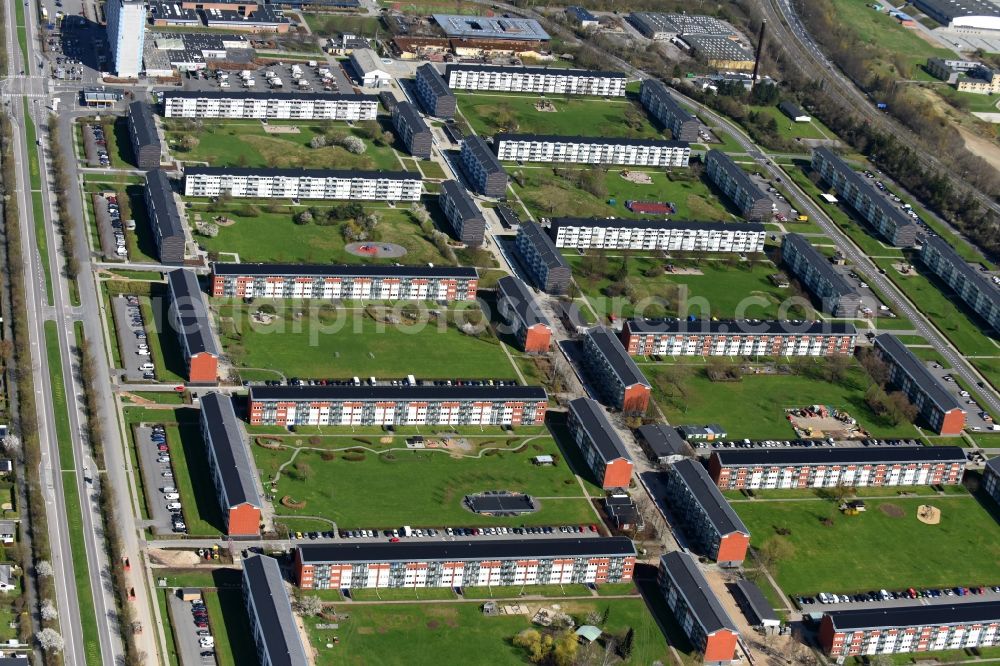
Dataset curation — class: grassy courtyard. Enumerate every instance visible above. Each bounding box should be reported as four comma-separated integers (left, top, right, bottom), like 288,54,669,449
216,305,520,381
733,494,1000,595
746,105,833,142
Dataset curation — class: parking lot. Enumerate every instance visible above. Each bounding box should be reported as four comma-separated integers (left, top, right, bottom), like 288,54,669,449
924,362,996,433
111,294,154,382
167,593,215,665
691,437,925,453
180,60,353,96
134,426,185,536
796,584,1000,613
748,172,796,221
81,123,110,167
91,191,131,261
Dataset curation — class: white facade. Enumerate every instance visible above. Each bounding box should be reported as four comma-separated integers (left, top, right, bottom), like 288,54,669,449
550,222,765,252
648,337,843,357
217,277,472,301
446,67,626,96
107,0,146,77
184,172,421,201
161,94,379,120
495,136,690,167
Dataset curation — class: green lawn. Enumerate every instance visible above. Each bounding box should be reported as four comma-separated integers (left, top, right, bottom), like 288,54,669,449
649,363,922,439
457,93,662,139
141,291,188,383
63,473,103,666
305,599,670,666
511,167,734,221
301,13,383,36
748,105,833,141
44,322,75,465
203,586,257,666
971,357,1000,392
734,495,1000,595
254,436,599,529
828,0,953,72
216,306,519,380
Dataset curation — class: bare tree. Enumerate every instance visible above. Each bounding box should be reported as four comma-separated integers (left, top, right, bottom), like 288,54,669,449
36,628,64,652
40,599,58,621
0,434,21,456
35,561,53,577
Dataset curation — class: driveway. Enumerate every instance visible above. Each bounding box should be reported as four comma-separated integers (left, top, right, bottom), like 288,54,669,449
167,593,215,666
111,294,151,382
133,426,179,536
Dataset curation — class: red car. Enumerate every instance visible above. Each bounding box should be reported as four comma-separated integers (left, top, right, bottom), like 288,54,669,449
174,385,185,392
389,537,399,543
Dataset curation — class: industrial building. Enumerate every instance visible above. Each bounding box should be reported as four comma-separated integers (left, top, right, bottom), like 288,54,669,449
581,327,652,415
779,101,810,122
142,31,252,76
984,457,1000,506
459,135,508,197
566,398,635,489
496,276,552,353
414,63,456,118
183,167,422,202
513,222,572,294
144,170,185,265
704,150,774,221
911,0,1000,29
160,91,379,120
242,556,310,666
444,64,626,96
493,134,691,168
919,234,1000,332
820,601,1000,658
547,218,766,253
639,79,701,142
126,101,161,169
781,233,861,316
682,35,755,71
391,101,433,159
708,446,967,490
167,269,219,384
247,385,548,427
663,459,751,566
349,48,392,88
202,5,290,32
199,393,263,536
106,0,146,77
566,6,599,29
432,14,550,42
293,538,636,589
811,148,918,246
873,333,967,435
657,552,740,666
620,319,858,357
210,263,479,301
635,424,691,465
438,180,486,246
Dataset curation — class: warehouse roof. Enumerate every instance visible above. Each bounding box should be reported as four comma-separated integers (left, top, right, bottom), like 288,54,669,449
432,14,550,40
641,79,696,122
297,536,636,564
416,63,453,97
166,269,219,357
670,459,749,537
145,170,184,239
584,327,651,389
782,233,858,296
683,34,755,62
874,334,964,413
712,445,966,467
706,150,769,201
549,217,764,234
912,0,1000,22
636,424,690,459
660,551,738,634
625,318,857,336
568,398,632,464
462,135,506,174
200,393,262,509
128,101,161,148
566,6,598,22
185,166,417,181
825,600,1000,631
497,276,551,330
250,384,547,402
242,556,309,666
393,101,429,132
439,180,483,223
445,63,623,79
921,234,1000,307
212,262,476,279
779,100,808,119
495,133,689,149
161,90,378,102
519,221,569,270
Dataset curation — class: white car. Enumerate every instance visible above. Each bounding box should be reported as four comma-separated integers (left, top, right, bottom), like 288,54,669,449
164,493,180,501
137,349,150,356
162,471,173,478
166,502,182,511
161,486,177,493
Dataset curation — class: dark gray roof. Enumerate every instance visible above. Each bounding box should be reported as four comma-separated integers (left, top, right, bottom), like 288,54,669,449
585,327,650,388
495,133,689,149
445,63,623,79
199,393,262,509
778,100,807,118
416,63,453,97
921,234,1000,307
462,135,505,174
250,384,547,402
735,580,780,624
660,551,738,634
626,318,857,336
162,90,379,102
641,79,695,122
184,166,417,181
568,398,632,463
670,459,749,537
549,217,764,234
636,424,689,458
128,101,160,147
566,6,598,22
826,600,1000,631
705,150,768,200
299,537,635,564
783,233,858,296
393,100,429,132
712,445,966,467
242,555,309,666
212,262,476,279
874,334,964,413
497,276,551,329
145,170,184,238
166,269,220,357
912,0,1000,21
987,457,1000,477
519,222,569,270
439,180,482,222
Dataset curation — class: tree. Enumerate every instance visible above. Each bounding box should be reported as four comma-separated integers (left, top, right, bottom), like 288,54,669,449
619,627,635,660
858,347,890,386
35,561,53,577
756,536,794,572
197,222,219,238
180,135,200,152
340,135,366,154
40,600,58,621
409,202,430,224
823,354,852,384
551,631,578,666
293,594,324,616
294,210,313,225
886,390,918,425
1,434,21,456
36,628,64,652
309,135,327,149
294,461,314,481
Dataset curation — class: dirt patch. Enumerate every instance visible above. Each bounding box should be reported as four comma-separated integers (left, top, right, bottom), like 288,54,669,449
958,126,1000,172
212,215,236,227
281,495,307,510
620,169,653,184
262,123,301,134
892,262,916,275
534,100,556,112
918,504,941,524
148,548,201,567
879,503,906,518
255,436,283,449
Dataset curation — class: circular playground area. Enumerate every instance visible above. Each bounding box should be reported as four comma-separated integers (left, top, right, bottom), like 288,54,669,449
345,242,407,258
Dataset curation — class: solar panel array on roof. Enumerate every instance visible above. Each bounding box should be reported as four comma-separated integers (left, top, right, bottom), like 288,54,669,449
497,275,550,330
250,384,546,402
184,166,416,180
782,233,857,296
669,459,749,538
167,269,219,356
660,551,739,634
200,393,262,509
212,262,476,278
712,445,966,467
297,537,636,564
826,600,1000,631
243,556,309,666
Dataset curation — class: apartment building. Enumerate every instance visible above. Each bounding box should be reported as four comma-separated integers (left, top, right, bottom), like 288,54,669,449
547,218,765,253
144,170,185,265
781,233,862,316
919,234,1000,332
106,0,145,77
444,63,626,96
494,134,691,168
391,101,432,158
639,78,700,142
513,222,572,294
663,459,750,566
811,148,918,247
496,276,552,353
211,263,478,301
957,64,1000,93
459,135,508,197
242,556,309,666
438,180,485,245
926,56,979,83
620,319,858,357
247,385,548,427
581,327,651,414
820,602,1000,658
127,101,161,169
183,167,422,202
414,63,456,118
704,150,774,221
658,552,740,666
566,398,634,489
200,393,263,536
983,457,1000,506
160,90,380,120
167,269,220,383
873,333,967,435
293,538,637,590
708,446,967,490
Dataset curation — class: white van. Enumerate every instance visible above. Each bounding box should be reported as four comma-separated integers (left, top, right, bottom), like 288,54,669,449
140,362,155,371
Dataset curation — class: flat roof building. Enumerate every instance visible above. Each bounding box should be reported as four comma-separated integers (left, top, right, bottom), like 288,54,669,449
184,166,422,202
873,333,966,435
496,276,552,353
983,457,1000,507
683,34,755,71
242,555,309,666
513,222,572,295
202,5,291,33
144,170,185,265
414,63,456,118
566,398,635,489
459,135,508,197
391,101,432,159
919,234,1000,333
438,180,485,246
627,13,682,40
160,90,379,120
432,14,550,41
547,217,765,254
167,269,219,383
582,326,651,415
349,48,392,88
779,101,810,122
200,393,262,536
106,0,146,77
445,64,625,97
635,424,691,465
639,79,701,142
781,233,861,317
911,0,1000,29
494,133,691,168
735,580,781,633
704,150,774,221
664,459,750,566
127,101,161,170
